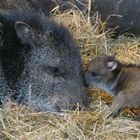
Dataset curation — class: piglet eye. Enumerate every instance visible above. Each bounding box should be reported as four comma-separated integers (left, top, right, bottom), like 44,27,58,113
91,72,98,77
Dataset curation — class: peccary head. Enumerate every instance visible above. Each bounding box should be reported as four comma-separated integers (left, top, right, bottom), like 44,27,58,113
0,10,88,112
85,53,120,94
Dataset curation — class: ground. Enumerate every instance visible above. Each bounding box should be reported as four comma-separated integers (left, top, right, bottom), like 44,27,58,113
0,8,140,140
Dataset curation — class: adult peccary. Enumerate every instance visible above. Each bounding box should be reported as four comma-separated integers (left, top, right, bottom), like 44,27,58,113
0,8,88,112
92,0,140,35
85,53,140,118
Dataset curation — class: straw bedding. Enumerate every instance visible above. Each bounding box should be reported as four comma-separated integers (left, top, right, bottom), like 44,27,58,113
0,8,140,140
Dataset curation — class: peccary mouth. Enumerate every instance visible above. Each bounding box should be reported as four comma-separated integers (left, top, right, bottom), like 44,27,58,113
25,81,89,112
29,98,87,112
27,92,88,112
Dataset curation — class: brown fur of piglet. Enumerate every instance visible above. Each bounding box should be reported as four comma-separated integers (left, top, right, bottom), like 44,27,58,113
85,53,140,119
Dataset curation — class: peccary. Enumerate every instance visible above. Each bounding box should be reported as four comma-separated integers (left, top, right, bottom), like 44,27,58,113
92,0,140,35
0,8,88,112
85,53,140,118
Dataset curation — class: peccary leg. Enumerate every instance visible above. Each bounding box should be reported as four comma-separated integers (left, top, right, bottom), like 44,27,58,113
108,90,131,116
108,93,125,116
109,90,140,117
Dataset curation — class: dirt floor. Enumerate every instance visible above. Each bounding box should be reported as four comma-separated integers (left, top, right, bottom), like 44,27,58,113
0,8,140,140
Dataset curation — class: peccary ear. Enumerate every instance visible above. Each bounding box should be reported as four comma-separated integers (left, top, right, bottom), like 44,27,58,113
110,52,117,60
107,61,118,71
15,21,35,45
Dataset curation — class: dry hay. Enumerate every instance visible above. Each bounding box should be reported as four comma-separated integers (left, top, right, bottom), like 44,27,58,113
0,8,140,140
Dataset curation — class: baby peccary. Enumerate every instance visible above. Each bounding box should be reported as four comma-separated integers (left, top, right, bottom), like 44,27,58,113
0,9,88,112
85,53,140,118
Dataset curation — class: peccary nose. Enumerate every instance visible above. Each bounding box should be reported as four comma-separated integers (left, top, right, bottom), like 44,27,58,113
68,101,87,111
70,93,89,110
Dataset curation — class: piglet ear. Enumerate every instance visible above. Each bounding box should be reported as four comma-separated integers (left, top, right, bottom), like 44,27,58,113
15,21,35,45
107,61,118,71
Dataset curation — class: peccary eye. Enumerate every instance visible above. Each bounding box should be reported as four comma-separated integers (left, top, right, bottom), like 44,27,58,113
91,72,98,77
53,67,59,73
43,66,64,76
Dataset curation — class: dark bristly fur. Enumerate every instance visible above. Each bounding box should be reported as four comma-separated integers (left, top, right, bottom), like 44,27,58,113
0,4,88,112
85,53,140,119
0,0,55,15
